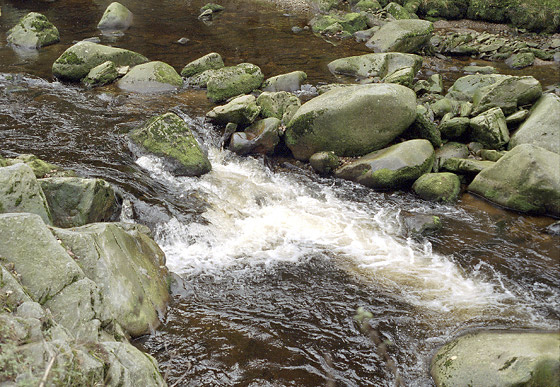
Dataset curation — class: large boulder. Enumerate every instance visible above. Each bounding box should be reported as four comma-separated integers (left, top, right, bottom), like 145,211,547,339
118,61,183,93
509,93,560,154
52,41,149,82
7,12,59,49
97,2,133,31
412,172,461,203
39,177,119,228
0,164,52,225
206,94,261,126
205,63,264,102
327,52,422,81
181,52,224,78
431,331,560,387
469,107,509,149
446,74,507,102
472,76,542,116
262,71,307,92
365,19,433,53
285,83,417,160
256,91,301,123
129,112,211,177
334,139,435,189
468,144,560,216
0,213,84,304
51,223,170,337
229,118,282,155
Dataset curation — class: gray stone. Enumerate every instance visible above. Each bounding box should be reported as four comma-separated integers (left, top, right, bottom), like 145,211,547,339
469,107,509,149
0,164,52,225
463,65,497,74
206,94,261,126
328,52,422,82
405,105,442,147
404,214,442,235
262,71,307,92
257,91,301,123
229,118,282,155
309,151,340,174
431,98,457,118
385,2,416,19
3,154,75,179
181,52,224,78
7,12,59,49
310,13,368,35
505,109,529,126
442,157,494,175
118,61,183,93
439,115,470,139
412,172,461,203
366,19,433,53
479,149,506,162
472,76,542,116
505,52,535,69
83,61,119,87
334,139,435,189
205,63,264,102
446,74,507,102
97,2,133,31
434,142,470,172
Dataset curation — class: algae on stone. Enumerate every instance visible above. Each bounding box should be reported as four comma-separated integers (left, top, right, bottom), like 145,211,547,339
7,12,59,49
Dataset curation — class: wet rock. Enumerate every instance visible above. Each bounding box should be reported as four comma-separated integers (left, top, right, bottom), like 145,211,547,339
205,63,264,102
82,61,119,87
354,26,379,42
176,37,190,45
439,114,470,140
118,61,183,93
431,331,560,387
52,41,148,82
469,144,560,216
285,84,417,160
545,221,560,236
0,164,52,225
39,177,119,228
229,117,282,155
442,157,494,176
198,9,213,20
129,112,211,177
385,2,416,19
462,65,497,74
413,172,461,203
0,213,84,304
206,94,261,126
509,93,560,154
354,0,381,12
51,222,170,337
262,70,307,92
334,139,435,189
405,105,442,147
469,107,509,149
434,142,469,172
180,52,224,78
97,2,133,31
310,12,368,35
472,75,542,116
256,91,301,123
404,214,442,235
365,19,433,53
417,0,468,19
505,52,535,69
200,3,225,12
7,12,59,49
328,52,422,82
310,151,340,174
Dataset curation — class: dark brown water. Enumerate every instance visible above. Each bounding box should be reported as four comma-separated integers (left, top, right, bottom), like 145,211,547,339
1,0,559,386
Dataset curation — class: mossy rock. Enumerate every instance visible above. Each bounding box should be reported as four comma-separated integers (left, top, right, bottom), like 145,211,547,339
366,19,433,53
328,52,422,80
413,172,461,203
257,91,301,123
469,107,509,149
4,154,75,178
433,142,469,172
181,52,224,78
229,118,282,156
472,76,542,116
310,12,368,35
262,71,307,93
505,52,535,70
309,151,340,174
97,2,133,30
82,61,119,87
205,63,264,102
7,12,59,49
404,105,442,147
417,0,469,19
206,94,261,126
118,61,183,93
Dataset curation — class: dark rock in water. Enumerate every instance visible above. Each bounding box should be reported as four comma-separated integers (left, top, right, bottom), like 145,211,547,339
220,122,238,148
200,3,225,13
198,9,213,20
309,151,340,174
545,221,560,236
404,214,442,235
413,172,461,203
7,12,59,49
97,2,133,31
291,26,303,33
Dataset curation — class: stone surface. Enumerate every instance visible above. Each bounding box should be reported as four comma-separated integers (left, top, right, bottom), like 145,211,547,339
205,63,264,102
206,94,261,126
431,331,560,387
52,41,148,82
472,75,542,116
0,163,52,225
181,52,224,78
328,52,422,81
97,2,133,31
310,12,368,35
434,142,469,172
442,157,494,175
39,177,119,228
417,0,468,19
118,61,183,93
334,139,435,189
7,12,59,49
509,93,560,154
3,154,75,178
404,105,442,147
83,60,119,87
468,144,560,216
446,74,507,102
229,117,282,155
262,71,307,92
129,112,211,177
256,91,301,123
469,107,509,149
404,214,442,235
412,172,461,203
285,84,417,160
505,52,535,69
439,115,470,139
365,19,433,53
309,151,340,174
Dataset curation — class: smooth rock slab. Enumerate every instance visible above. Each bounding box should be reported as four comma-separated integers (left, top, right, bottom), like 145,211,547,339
412,172,461,203
7,12,59,49
262,71,307,92
366,19,433,53
118,61,183,93
181,52,224,78
328,52,422,81
285,83,417,160
205,63,264,102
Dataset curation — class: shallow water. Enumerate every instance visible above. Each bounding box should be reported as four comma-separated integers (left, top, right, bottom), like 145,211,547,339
0,0,559,385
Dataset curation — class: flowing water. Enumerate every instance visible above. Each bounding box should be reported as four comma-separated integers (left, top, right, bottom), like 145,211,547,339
1,0,559,385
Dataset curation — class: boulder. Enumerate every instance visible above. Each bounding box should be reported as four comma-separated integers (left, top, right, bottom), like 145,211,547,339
505,52,535,69
205,63,264,102
207,94,261,126
256,91,301,123
404,214,442,235
468,144,560,216
118,61,183,93
83,61,119,87
509,94,560,154
7,12,59,49
0,213,84,304
365,19,433,53
0,164,52,225
472,76,542,116
309,151,340,174
412,172,461,203
404,105,442,147
39,177,119,228
285,83,417,160
417,0,468,19
446,74,507,102
52,41,148,82
334,139,435,189
3,154,75,178
505,109,529,126
439,114,470,139
97,2,133,31
181,52,224,78
434,142,469,172
355,0,382,12
479,149,506,162
431,331,560,387
414,74,443,95
229,118,282,155
469,107,509,149
442,157,494,175
310,12,368,35
200,3,225,12
262,71,307,92
129,112,211,177
328,52,422,82
51,223,170,337
385,2,416,19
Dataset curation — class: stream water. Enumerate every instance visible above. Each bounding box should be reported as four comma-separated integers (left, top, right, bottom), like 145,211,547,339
1,0,559,385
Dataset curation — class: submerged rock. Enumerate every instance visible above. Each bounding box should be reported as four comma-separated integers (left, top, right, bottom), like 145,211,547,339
97,2,133,31
229,117,282,155
206,94,261,126
285,83,417,160
468,144,560,216
431,331,560,387
412,172,461,203
129,112,211,176
181,52,224,78
118,61,183,93
262,70,307,92
52,41,148,82
7,12,59,49
365,19,433,53
404,214,442,235
334,139,435,189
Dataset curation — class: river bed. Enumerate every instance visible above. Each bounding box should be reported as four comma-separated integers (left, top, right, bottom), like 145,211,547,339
1,0,559,385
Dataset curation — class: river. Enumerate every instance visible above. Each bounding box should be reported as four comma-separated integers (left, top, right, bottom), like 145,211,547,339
0,0,559,385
